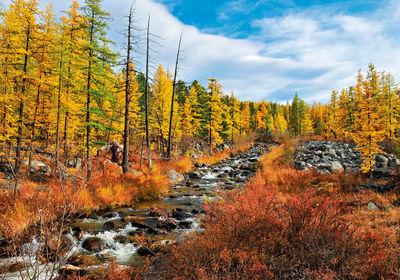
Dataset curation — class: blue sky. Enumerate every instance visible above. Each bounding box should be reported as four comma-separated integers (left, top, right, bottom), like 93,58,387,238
1,0,399,103
155,0,383,39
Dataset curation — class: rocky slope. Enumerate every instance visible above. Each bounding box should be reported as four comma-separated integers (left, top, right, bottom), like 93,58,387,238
294,141,399,177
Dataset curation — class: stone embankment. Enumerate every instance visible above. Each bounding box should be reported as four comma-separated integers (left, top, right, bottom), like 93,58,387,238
294,141,399,178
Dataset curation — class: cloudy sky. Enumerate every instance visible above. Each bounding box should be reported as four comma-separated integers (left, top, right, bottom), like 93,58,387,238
1,0,399,103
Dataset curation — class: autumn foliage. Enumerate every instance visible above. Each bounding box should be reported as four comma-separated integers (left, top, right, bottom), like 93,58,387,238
146,141,400,280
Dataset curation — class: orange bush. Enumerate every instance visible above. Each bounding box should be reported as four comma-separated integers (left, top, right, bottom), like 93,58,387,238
150,184,397,279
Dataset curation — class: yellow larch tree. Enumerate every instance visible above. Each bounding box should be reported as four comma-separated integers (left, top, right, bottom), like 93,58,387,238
181,86,201,138
255,99,268,130
381,72,399,140
30,4,58,151
150,65,174,154
61,0,86,158
352,67,385,173
274,111,287,135
229,92,241,142
206,78,224,153
240,101,251,134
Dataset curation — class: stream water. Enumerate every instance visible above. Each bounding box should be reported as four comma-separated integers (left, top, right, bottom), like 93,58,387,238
1,143,276,279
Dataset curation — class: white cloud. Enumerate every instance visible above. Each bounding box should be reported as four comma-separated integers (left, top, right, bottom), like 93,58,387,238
1,0,400,103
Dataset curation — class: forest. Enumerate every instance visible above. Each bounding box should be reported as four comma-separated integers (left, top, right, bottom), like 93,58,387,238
1,0,400,279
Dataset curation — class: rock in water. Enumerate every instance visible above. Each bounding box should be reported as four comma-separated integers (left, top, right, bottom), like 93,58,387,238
167,170,184,183
59,264,85,277
189,171,203,179
82,237,105,252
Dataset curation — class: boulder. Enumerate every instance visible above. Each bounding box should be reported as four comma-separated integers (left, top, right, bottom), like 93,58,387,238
113,235,132,245
171,208,192,220
29,161,51,176
44,235,73,261
368,202,378,211
331,161,344,172
189,171,203,179
137,246,155,257
71,227,83,240
294,141,400,176
59,265,85,277
82,237,105,252
150,240,176,253
157,218,177,231
167,170,184,183
103,220,123,231
376,154,389,163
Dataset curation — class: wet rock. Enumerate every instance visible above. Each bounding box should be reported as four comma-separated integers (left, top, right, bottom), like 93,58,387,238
130,220,149,229
178,220,193,229
67,255,103,267
103,220,123,231
44,235,73,261
189,171,203,179
129,219,158,234
113,235,132,245
82,237,105,252
137,246,155,257
71,226,83,239
3,262,28,273
157,218,177,231
171,208,192,220
149,208,163,217
102,212,117,219
59,265,85,277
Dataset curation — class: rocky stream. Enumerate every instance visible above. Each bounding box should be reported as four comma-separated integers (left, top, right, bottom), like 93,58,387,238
1,143,277,279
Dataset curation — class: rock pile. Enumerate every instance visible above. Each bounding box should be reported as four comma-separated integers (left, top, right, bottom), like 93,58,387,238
294,141,399,177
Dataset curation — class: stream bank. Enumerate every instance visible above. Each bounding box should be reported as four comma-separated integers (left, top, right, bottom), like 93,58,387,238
1,142,278,279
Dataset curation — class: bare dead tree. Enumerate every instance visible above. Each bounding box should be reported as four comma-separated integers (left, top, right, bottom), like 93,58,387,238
166,31,183,160
144,15,152,172
122,3,135,174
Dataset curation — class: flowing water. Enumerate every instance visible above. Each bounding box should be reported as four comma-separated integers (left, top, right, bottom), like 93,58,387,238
1,143,277,279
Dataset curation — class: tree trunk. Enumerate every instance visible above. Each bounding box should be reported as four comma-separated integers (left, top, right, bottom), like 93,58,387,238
86,10,95,180
144,16,152,171
55,33,64,167
166,32,182,160
15,24,31,173
122,4,134,174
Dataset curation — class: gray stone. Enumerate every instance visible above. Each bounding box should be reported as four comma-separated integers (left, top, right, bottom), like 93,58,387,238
376,154,389,163
331,161,344,172
167,170,184,183
367,202,378,211
316,162,333,172
29,161,51,176
312,155,320,162
189,171,203,179
82,237,105,252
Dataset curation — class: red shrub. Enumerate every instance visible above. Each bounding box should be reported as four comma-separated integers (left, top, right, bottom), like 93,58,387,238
149,184,398,279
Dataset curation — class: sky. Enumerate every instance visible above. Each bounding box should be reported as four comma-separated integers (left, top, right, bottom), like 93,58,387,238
1,0,400,103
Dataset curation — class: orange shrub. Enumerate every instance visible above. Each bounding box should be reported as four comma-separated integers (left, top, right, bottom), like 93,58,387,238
151,185,397,279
